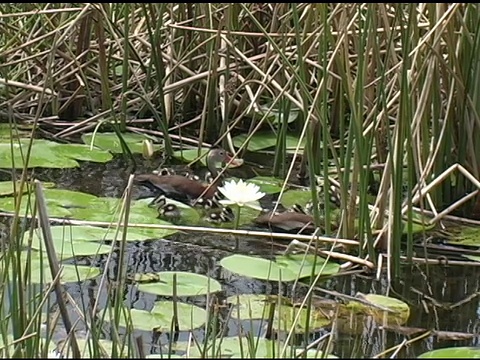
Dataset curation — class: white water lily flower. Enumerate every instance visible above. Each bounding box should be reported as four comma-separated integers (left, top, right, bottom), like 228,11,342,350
218,179,265,210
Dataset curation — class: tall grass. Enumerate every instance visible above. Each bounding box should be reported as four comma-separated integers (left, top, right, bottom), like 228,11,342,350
1,2,480,357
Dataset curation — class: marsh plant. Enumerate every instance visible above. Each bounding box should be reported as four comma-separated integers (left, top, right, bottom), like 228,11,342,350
0,3,479,358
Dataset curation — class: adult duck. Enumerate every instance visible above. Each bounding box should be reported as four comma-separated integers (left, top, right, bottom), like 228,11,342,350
135,148,239,205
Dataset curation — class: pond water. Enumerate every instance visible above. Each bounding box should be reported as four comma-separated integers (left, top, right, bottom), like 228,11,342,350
3,155,480,358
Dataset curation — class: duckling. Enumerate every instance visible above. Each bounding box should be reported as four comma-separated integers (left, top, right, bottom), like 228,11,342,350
149,194,181,221
153,167,176,176
206,206,235,223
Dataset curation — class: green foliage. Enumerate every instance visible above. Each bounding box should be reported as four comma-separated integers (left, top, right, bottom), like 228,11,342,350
220,254,340,282
0,139,112,168
81,132,162,155
137,271,222,297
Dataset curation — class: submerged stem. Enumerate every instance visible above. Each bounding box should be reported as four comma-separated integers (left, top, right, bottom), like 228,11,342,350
234,205,241,249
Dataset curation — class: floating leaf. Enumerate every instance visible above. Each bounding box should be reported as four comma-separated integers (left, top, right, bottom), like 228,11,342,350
0,124,31,139
233,132,305,153
81,132,162,154
171,337,337,358
26,225,174,252
0,180,54,196
52,143,113,163
227,294,330,333
172,148,210,165
7,251,101,284
31,237,111,259
346,294,410,326
446,226,480,246
279,189,313,208
259,104,300,125
117,301,206,332
240,176,285,194
0,189,179,239
0,139,112,169
220,254,340,282
418,346,480,358
138,271,222,297
61,339,130,358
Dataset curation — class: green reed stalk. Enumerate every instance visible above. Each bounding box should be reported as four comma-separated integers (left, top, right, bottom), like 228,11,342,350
141,3,173,157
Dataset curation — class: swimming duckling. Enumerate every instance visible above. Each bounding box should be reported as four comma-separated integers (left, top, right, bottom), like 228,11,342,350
149,194,181,221
153,167,176,176
206,206,235,223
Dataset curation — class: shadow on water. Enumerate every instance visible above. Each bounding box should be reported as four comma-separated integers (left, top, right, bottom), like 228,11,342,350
3,155,480,358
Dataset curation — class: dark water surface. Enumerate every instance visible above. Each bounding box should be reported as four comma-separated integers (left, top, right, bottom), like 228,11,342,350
3,155,480,358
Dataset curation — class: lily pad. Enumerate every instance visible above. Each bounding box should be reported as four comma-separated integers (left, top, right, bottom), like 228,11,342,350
171,337,337,358
0,180,54,196
227,294,330,333
445,226,480,246
8,251,101,284
418,346,480,358
0,189,179,239
0,139,112,169
279,189,313,208
117,301,206,332
52,143,113,163
137,271,222,297
0,123,31,139
220,254,340,282
258,104,301,125
172,148,211,165
233,132,305,153
24,225,163,258
81,132,162,154
63,339,130,358
346,293,410,326
238,176,285,195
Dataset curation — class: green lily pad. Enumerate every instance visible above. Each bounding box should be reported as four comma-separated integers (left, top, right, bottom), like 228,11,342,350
227,294,330,333
0,180,55,196
137,271,222,297
117,301,206,332
172,148,210,165
26,225,155,243
63,339,130,358
220,254,340,282
233,132,305,153
445,226,480,246
0,189,180,239
418,347,480,358
237,176,285,195
279,189,313,208
52,143,113,163
0,124,31,139
259,104,301,125
346,293,410,326
171,337,337,358
0,139,113,169
81,132,162,154
31,237,111,259
8,251,101,284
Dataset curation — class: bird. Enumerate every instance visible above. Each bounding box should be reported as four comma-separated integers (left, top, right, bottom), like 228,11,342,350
149,194,181,221
254,210,317,233
135,148,238,206
206,206,235,223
